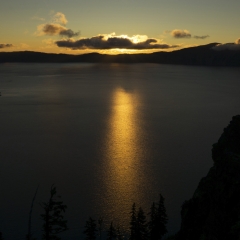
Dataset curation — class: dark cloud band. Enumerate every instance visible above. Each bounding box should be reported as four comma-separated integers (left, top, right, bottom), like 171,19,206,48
0,43,13,48
59,29,79,38
55,36,178,50
171,30,191,39
40,24,79,38
193,35,209,39
170,30,209,40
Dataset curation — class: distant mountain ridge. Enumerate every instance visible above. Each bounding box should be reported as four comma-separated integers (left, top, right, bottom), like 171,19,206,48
1,43,240,66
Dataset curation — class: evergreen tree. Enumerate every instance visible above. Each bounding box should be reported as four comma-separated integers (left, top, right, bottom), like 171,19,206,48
116,226,124,240
107,222,117,240
148,195,168,240
136,207,148,240
148,202,157,240
129,203,137,240
157,194,168,239
98,217,103,240
0,232,3,240
83,217,97,240
41,186,68,240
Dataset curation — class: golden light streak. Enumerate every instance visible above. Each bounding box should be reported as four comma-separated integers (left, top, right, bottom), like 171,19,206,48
100,87,147,229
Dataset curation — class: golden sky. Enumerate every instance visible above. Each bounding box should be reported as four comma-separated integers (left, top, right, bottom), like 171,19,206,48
1,0,240,54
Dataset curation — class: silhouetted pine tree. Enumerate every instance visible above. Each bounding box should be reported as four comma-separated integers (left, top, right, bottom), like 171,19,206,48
116,226,124,240
98,217,103,240
107,222,117,240
83,217,97,240
148,202,157,240
41,186,68,240
0,232,3,240
129,203,137,240
157,194,168,238
136,207,148,240
148,195,168,240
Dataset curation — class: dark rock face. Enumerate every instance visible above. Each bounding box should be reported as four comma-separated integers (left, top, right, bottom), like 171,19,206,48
177,115,240,240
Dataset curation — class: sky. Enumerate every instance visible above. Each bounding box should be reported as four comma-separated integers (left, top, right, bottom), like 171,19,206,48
0,0,240,54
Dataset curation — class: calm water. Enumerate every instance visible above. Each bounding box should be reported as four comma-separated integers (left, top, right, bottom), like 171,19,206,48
0,63,240,239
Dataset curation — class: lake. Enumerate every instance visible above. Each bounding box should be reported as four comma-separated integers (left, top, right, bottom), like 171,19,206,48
0,63,240,239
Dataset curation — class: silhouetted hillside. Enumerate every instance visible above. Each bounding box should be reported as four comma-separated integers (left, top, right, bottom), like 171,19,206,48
177,115,240,240
1,43,240,66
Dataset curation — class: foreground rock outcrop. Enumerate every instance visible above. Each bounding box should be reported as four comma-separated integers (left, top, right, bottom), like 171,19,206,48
177,115,240,240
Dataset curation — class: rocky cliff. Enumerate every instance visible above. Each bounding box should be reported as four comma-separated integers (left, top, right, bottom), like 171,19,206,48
177,115,240,240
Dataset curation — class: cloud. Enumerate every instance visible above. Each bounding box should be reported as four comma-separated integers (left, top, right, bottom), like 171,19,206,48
0,43,13,48
59,29,80,38
193,35,210,39
52,12,68,25
36,23,79,38
212,39,240,51
170,30,209,40
171,29,191,38
55,34,179,50
235,38,240,44
35,12,79,38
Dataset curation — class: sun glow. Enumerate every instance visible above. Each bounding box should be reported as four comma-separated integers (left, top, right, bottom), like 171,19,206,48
101,32,149,44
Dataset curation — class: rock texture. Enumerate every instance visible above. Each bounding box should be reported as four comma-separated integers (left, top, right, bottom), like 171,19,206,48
177,115,240,240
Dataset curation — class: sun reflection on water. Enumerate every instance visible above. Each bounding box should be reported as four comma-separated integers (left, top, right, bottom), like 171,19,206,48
99,87,150,230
